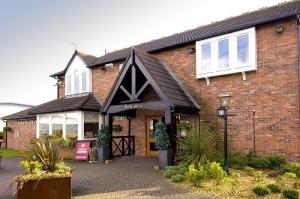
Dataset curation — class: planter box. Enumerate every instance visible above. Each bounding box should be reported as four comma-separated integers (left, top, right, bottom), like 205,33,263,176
17,176,71,199
158,149,174,170
97,147,110,163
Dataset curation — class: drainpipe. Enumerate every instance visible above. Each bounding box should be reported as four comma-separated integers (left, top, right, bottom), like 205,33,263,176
297,15,300,123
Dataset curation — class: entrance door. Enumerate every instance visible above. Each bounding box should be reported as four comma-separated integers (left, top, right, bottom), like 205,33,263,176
146,116,163,157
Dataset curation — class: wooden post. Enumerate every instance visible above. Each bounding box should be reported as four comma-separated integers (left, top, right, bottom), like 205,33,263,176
164,109,175,165
106,114,113,159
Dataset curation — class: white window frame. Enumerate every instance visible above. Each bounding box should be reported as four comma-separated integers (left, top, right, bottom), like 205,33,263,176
196,27,256,79
65,56,91,95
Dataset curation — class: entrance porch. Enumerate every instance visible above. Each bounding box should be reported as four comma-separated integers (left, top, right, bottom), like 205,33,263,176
101,49,200,162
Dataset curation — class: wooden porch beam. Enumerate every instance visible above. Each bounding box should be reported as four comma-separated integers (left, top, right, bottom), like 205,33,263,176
136,81,149,98
120,85,132,99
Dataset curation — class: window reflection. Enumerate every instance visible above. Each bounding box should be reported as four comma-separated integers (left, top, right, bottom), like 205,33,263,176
201,43,211,72
237,34,249,66
218,39,229,68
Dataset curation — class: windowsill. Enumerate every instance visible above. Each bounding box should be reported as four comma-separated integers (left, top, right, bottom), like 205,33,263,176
197,66,256,79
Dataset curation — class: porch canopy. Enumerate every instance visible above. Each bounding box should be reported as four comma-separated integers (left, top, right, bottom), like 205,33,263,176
101,48,200,158
29,93,102,140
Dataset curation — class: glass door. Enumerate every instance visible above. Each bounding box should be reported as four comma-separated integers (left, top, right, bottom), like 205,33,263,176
146,116,162,157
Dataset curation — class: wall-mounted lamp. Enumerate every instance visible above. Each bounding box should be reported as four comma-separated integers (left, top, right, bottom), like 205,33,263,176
186,47,196,54
274,24,284,34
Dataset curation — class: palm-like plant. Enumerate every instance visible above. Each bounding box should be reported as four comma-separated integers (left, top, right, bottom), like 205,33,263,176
29,138,63,172
179,123,217,168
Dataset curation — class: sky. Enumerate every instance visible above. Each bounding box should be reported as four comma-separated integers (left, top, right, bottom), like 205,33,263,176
0,0,285,106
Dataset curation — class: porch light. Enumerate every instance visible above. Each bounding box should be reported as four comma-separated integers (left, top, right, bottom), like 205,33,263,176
217,107,226,118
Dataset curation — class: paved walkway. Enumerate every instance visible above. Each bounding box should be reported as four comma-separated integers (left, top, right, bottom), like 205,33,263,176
0,156,214,199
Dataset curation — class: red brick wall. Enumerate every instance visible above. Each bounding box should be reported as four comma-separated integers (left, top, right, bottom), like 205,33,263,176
58,78,65,99
153,17,300,161
6,120,36,150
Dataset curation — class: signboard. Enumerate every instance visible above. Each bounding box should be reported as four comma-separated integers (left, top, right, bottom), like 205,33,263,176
74,141,91,161
124,104,143,110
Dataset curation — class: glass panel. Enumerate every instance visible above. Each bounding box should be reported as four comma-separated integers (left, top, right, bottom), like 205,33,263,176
237,34,249,66
149,142,157,151
39,123,49,137
84,112,99,139
218,39,229,68
82,71,87,92
52,124,63,138
74,70,79,94
201,43,211,71
66,124,78,139
66,75,71,94
149,119,158,138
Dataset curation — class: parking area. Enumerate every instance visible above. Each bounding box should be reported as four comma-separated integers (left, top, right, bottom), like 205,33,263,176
0,156,213,199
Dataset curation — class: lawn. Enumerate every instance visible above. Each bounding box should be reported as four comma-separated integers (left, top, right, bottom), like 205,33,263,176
0,149,31,157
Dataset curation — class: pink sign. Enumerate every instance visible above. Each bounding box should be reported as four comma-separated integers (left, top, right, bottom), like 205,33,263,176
74,141,91,161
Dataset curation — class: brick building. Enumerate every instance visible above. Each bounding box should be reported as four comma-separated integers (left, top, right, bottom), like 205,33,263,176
2,1,300,161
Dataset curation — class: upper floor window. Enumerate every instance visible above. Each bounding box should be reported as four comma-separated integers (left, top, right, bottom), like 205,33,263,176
65,56,91,96
196,27,256,79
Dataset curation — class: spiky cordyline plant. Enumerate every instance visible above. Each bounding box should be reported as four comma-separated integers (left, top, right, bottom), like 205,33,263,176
29,138,63,172
179,123,217,168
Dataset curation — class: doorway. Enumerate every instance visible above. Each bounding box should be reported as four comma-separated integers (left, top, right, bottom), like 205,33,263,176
146,116,164,157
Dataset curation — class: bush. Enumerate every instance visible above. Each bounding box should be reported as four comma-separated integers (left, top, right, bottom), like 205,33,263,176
163,169,177,178
0,131,3,137
186,164,207,187
267,156,287,169
179,123,217,167
3,126,11,132
282,189,299,199
171,174,185,183
154,122,171,150
267,184,282,193
254,171,267,183
228,153,246,168
205,162,227,181
112,124,123,133
97,124,110,148
247,156,271,169
252,186,270,196
283,163,300,177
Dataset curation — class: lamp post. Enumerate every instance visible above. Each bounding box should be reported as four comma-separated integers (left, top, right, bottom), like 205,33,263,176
217,92,231,174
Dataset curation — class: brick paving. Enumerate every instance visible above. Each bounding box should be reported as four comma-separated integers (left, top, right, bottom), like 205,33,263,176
0,156,215,199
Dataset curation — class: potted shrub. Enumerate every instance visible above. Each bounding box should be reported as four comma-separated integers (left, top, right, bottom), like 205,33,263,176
12,137,72,199
112,124,123,134
97,124,110,163
178,121,192,136
154,122,173,170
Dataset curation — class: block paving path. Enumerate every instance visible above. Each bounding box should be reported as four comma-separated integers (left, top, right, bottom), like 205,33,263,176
0,156,215,199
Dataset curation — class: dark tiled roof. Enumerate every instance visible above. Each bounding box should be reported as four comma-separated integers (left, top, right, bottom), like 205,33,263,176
89,1,300,67
135,50,200,110
1,107,35,120
50,50,98,77
29,93,102,114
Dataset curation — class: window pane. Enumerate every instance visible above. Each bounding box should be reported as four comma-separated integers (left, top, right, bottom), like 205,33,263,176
74,70,79,93
39,123,49,137
52,124,63,138
201,43,211,71
218,39,229,68
82,71,87,92
237,34,249,65
66,75,71,94
66,124,78,139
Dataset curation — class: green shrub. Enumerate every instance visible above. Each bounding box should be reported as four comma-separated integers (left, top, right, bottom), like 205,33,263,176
163,169,177,178
97,124,110,148
205,162,227,181
186,164,207,187
21,160,42,174
247,156,271,169
282,189,299,199
112,124,123,133
0,131,3,137
171,174,185,183
254,171,267,183
228,152,246,168
267,184,282,193
154,123,171,150
177,164,188,175
252,186,270,196
3,126,11,132
179,123,217,167
165,165,178,171
267,156,287,169
283,163,300,177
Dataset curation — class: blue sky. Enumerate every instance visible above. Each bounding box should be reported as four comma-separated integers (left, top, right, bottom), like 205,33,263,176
0,0,284,105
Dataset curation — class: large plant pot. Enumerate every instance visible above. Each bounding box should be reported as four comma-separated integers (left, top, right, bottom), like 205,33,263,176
17,176,71,199
158,149,174,170
97,147,110,163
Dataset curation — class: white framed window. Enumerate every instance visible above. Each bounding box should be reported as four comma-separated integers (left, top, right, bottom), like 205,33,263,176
196,27,256,78
66,75,72,95
82,71,87,92
65,55,91,96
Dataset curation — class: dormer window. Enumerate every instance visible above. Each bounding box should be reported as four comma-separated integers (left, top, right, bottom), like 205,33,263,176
65,56,91,95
